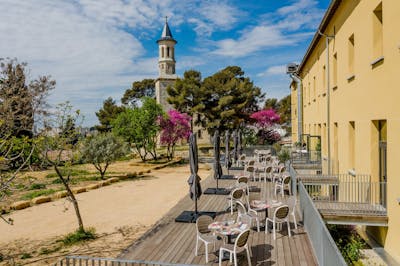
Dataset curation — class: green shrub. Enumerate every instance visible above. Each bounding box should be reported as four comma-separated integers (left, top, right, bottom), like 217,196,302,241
61,228,96,246
278,148,291,163
29,183,46,190
20,189,56,200
20,253,32,259
328,225,366,265
39,246,62,255
272,142,281,153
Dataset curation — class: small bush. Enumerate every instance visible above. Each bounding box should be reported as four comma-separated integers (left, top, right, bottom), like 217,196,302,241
0,252,3,262
328,225,366,265
20,253,32,259
29,183,46,190
61,228,96,246
39,246,62,255
20,189,56,200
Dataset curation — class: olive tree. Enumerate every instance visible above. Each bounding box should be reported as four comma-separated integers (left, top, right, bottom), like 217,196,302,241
81,132,129,179
40,102,87,232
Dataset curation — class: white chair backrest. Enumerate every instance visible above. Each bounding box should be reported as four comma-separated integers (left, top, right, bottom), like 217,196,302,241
232,188,244,200
274,205,290,221
235,229,250,249
196,215,213,234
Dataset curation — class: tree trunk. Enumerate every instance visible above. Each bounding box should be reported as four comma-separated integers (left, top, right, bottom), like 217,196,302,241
54,165,84,231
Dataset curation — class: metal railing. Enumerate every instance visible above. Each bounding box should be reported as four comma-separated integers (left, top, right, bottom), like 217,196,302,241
303,181,387,216
53,256,201,266
298,182,347,266
291,150,321,165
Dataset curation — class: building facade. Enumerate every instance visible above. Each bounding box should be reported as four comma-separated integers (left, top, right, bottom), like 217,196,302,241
291,0,400,261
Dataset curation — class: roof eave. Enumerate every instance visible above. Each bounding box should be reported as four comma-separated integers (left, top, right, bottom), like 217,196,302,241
297,0,342,75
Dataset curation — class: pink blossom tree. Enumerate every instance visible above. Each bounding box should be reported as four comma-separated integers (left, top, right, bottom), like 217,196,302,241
158,110,191,160
250,109,280,127
250,109,281,144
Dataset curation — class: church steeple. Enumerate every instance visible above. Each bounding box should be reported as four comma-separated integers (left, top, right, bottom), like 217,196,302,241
158,16,176,42
155,17,177,112
157,16,177,77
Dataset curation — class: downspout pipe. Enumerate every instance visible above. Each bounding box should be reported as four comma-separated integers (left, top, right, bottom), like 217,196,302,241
318,30,335,175
290,74,302,144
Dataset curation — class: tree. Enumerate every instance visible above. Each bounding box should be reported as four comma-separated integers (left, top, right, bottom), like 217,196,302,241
95,97,125,132
277,95,291,125
112,97,163,161
121,79,155,106
199,66,263,133
167,70,203,119
263,95,291,124
264,98,279,110
250,109,281,144
250,109,280,128
40,102,86,232
81,132,128,179
0,58,55,137
0,135,35,225
158,110,191,160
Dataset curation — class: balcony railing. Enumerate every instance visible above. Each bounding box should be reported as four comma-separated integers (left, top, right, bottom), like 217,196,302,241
291,150,321,165
298,182,347,266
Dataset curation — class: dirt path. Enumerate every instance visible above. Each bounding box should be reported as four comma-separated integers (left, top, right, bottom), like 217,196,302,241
0,164,211,265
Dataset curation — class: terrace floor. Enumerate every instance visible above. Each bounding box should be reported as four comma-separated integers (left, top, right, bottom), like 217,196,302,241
118,169,317,266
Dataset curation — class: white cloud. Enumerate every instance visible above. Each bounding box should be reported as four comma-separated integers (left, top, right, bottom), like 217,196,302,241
210,0,323,58
257,65,287,77
212,25,298,57
188,1,243,36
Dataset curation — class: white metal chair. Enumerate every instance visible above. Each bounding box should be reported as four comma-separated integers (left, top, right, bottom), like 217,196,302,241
272,165,286,183
287,196,298,229
237,154,246,166
195,215,219,263
244,165,257,180
227,188,244,215
218,229,252,266
259,165,273,182
236,200,260,232
265,205,291,240
274,174,291,196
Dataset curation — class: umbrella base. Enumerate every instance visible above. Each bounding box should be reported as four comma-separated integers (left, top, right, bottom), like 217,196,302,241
220,175,236,180
229,166,244,171
203,188,230,195
175,211,217,223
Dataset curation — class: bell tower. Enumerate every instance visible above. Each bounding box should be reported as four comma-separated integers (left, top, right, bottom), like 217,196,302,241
155,17,177,111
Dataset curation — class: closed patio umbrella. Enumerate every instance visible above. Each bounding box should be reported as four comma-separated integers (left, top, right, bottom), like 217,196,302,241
187,133,201,213
238,128,243,155
213,130,223,189
175,133,216,222
233,129,239,165
225,130,231,174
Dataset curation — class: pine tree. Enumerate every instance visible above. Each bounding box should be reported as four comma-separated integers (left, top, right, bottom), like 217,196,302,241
95,97,125,132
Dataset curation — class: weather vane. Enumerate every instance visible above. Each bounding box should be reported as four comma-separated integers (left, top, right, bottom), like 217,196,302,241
165,16,168,23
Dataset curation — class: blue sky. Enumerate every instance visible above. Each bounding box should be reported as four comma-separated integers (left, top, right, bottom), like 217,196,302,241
0,0,330,126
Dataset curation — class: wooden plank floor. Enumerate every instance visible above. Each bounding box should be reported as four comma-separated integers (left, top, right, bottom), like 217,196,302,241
119,170,317,266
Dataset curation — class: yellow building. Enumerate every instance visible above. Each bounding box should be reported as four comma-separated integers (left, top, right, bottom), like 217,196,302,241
290,0,400,261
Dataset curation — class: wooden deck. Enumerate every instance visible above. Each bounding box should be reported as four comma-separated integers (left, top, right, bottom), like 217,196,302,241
119,170,317,266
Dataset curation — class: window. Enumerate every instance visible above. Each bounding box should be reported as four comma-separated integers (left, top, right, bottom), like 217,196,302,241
313,76,316,101
198,129,202,139
348,34,355,76
161,47,165,58
322,65,326,95
349,121,355,169
372,2,383,59
308,81,311,103
171,47,174,59
333,122,339,167
167,47,170,57
333,53,338,88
